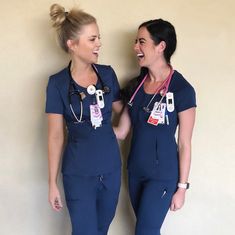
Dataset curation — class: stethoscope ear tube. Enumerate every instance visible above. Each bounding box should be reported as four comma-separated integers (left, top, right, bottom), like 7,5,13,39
69,89,83,123
128,74,148,106
127,101,133,107
70,103,82,123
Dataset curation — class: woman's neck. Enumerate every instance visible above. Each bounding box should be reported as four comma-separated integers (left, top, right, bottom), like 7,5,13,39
70,59,93,77
70,59,97,87
148,62,171,83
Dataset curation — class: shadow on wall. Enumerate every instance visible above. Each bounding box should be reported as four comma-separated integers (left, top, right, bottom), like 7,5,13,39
120,132,136,234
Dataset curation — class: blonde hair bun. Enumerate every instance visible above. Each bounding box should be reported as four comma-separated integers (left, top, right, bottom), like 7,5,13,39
49,3,96,52
50,3,66,29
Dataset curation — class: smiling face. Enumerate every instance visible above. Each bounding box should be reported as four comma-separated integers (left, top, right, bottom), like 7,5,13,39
134,26,165,68
67,22,101,64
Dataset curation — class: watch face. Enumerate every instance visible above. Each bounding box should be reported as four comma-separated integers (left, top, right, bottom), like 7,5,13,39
178,182,190,189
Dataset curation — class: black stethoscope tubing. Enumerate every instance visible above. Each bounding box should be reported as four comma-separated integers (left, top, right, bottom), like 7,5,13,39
67,62,110,123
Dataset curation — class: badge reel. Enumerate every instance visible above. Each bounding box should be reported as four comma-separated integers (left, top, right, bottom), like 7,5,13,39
87,85,105,109
166,92,174,112
87,85,96,95
95,90,105,109
87,85,104,129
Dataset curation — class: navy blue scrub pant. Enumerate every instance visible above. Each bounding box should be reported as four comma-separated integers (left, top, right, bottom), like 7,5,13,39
128,173,177,235
63,168,121,235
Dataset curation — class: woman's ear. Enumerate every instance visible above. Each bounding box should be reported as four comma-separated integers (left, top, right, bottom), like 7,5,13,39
158,41,166,53
67,39,76,52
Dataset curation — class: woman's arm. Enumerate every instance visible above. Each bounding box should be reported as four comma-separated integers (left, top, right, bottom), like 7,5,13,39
170,107,196,211
47,113,64,211
112,101,131,140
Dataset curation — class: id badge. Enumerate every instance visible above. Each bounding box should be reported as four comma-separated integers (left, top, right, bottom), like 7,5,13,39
90,104,103,129
147,102,166,126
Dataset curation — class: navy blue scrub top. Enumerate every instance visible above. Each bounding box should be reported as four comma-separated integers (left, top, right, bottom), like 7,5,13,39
45,64,121,176
128,70,196,180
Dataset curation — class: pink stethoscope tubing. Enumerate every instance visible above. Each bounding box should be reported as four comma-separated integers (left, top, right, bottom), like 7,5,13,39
128,67,174,112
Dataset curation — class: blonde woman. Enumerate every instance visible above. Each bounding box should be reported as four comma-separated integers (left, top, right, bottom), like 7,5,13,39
46,4,123,235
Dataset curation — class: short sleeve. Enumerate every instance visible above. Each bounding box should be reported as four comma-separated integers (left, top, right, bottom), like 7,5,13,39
45,76,64,114
175,85,197,113
110,67,121,102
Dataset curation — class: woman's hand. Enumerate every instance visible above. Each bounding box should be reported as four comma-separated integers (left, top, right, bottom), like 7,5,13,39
170,188,186,211
49,183,63,212
112,102,131,140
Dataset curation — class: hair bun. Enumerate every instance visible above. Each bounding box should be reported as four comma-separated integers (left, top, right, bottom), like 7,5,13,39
50,3,67,28
49,3,96,53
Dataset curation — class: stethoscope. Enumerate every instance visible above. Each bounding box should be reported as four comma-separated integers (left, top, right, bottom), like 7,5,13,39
128,67,174,113
68,62,110,123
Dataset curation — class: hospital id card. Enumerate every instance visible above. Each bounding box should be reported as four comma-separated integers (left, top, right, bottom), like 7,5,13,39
147,102,166,126
90,104,103,129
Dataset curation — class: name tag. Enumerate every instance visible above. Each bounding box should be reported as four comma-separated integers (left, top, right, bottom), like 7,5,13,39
90,104,103,129
147,102,166,126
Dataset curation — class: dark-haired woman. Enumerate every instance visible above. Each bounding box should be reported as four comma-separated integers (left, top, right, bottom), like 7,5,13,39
114,19,196,235
46,4,123,235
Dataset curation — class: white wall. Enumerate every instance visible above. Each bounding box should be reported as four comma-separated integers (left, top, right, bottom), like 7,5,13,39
0,0,235,234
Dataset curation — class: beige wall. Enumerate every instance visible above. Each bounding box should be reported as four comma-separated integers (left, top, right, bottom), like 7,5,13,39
1,0,235,234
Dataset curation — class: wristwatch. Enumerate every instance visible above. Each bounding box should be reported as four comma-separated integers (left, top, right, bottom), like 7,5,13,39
178,182,190,189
